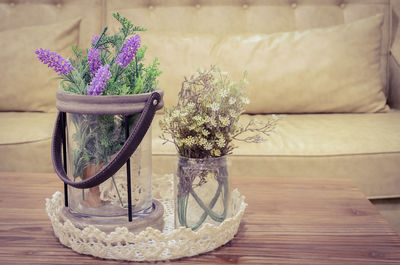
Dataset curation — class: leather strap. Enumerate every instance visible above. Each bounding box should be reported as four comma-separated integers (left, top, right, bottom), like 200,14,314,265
52,92,161,189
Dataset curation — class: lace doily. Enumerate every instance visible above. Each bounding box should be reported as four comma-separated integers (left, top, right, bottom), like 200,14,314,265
99,150,147,208
99,170,146,207
45,174,247,261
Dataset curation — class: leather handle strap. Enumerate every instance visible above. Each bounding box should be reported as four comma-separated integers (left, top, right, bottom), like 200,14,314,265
52,92,161,189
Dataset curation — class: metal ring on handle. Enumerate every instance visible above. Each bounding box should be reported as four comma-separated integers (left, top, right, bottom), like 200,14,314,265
51,92,161,189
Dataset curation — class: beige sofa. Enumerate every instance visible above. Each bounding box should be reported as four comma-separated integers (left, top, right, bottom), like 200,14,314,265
1,0,400,233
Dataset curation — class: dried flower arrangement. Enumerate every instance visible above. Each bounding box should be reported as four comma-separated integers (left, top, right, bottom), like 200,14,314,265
160,66,278,230
160,66,278,159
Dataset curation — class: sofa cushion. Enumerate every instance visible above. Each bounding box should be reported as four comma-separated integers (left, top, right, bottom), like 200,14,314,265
0,18,81,112
214,14,388,113
143,14,388,113
0,112,57,145
0,112,57,172
0,0,103,48
153,112,400,157
141,32,218,112
152,112,400,198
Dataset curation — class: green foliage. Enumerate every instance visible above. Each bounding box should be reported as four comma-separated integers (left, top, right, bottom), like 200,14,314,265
113,12,146,38
102,46,162,95
61,13,161,177
61,12,161,96
144,58,162,92
71,44,83,58
70,113,139,179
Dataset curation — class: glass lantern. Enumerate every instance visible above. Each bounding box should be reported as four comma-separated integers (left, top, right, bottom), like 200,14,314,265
66,113,153,219
52,90,164,232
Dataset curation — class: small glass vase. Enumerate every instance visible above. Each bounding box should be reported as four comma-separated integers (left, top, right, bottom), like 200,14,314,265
174,156,230,230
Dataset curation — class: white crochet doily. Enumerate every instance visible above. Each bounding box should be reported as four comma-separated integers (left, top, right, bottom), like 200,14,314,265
45,174,247,261
99,169,147,207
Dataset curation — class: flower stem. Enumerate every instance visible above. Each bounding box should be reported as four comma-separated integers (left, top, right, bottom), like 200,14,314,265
189,177,228,222
177,175,228,230
111,175,124,207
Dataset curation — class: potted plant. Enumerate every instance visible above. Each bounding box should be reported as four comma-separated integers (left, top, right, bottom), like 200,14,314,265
36,13,163,227
160,66,278,230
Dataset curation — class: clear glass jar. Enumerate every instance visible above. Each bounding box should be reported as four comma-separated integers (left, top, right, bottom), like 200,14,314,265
66,113,152,220
175,156,230,230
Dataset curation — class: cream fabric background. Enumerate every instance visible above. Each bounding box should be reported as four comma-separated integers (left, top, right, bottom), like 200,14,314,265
0,0,103,48
213,14,388,113
0,18,81,112
106,0,391,113
141,15,388,113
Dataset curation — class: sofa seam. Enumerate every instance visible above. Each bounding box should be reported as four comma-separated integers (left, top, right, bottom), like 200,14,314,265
387,0,392,98
0,137,52,146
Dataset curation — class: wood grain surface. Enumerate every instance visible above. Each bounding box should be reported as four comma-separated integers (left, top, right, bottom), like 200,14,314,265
0,172,400,264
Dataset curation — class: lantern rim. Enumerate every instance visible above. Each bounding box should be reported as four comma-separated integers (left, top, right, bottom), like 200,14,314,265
56,89,164,114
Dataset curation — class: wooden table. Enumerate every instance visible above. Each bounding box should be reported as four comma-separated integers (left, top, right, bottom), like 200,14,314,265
1,172,400,264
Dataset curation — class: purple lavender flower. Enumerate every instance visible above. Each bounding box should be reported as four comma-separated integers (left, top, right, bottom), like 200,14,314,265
115,34,141,68
88,48,101,75
87,64,112,95
91,35,100,46
35,48,73,76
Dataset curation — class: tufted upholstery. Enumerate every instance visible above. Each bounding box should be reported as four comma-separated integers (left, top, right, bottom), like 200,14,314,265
0,0,103,48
